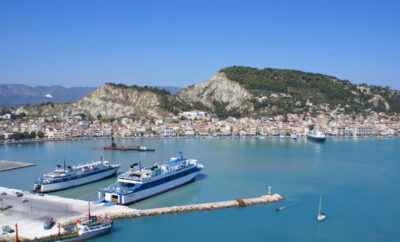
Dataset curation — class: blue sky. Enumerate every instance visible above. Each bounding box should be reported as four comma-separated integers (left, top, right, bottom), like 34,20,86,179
0,0,399,89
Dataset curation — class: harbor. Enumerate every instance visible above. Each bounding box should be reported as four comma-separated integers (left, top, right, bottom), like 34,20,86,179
0,160,35,172
0,186,283,241
0,138,399,242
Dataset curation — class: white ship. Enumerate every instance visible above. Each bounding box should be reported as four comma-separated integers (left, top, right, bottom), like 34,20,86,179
99,152,204,205
33,159,120,192
307,130,327,142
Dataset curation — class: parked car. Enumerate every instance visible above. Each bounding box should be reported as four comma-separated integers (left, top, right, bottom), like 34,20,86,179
14,192,23,197
44,217,56,230
0,192,6,195
2,225,14,233
21,199,29,203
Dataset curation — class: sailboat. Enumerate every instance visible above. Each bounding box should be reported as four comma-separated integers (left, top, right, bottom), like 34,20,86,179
317,195,326,221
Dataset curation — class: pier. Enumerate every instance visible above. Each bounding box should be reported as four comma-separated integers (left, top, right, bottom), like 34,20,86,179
0,187,283,241
0,160,35,172
102,193,284,220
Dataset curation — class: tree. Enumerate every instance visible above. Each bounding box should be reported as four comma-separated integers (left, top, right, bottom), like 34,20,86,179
29,132,36,139
37,131,45,138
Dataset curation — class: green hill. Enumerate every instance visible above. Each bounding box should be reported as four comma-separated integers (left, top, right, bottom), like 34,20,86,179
219,66,400,115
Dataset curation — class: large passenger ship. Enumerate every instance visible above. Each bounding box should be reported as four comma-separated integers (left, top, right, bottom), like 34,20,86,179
33,160,120,192
99,153,204,205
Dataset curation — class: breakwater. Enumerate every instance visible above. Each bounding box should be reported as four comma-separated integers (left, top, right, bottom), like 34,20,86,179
0,160,35,172
99,193,284,220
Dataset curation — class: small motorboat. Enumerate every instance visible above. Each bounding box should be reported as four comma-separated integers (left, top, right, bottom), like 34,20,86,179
275,206,285,212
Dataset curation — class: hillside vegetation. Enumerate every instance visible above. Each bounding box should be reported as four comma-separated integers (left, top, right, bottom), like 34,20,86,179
220,66,400,115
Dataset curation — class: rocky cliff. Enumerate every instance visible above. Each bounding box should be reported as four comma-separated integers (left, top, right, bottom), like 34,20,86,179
177,72,254,113
16,83,169,118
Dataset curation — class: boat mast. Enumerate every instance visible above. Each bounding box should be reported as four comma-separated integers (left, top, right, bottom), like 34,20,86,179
63,159,66,171
88,202,91,218
111,124,116,148
318,195,322,215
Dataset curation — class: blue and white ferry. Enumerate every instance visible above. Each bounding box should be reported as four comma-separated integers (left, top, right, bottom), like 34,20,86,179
98,153,204,205
33,160,120,192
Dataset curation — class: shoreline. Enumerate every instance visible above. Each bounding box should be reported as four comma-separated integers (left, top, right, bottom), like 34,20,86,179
1,134,398,146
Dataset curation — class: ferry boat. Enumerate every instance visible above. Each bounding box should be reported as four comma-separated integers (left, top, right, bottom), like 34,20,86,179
99,153,204,205
33,159,120,193
307,130,327,142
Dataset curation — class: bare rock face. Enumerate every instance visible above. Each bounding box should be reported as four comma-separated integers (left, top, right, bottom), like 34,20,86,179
15,84,168,118
368,95,390,111
68,84,165,118
177,72,254,112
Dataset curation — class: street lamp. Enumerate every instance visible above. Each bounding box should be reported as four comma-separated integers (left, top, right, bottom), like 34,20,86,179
29,198,33,215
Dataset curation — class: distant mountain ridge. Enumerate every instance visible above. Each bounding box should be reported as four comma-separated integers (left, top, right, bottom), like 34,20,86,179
0,84,182,107
0,84,96,106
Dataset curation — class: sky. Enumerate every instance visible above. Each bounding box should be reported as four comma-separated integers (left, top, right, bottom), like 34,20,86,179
0,0,399,89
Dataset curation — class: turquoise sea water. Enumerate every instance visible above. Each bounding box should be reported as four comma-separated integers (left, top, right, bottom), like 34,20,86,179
0,138,399,241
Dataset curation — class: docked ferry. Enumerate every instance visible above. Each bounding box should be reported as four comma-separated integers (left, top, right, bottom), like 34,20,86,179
33,160,120,192
99,153,204,205
307,130,327,142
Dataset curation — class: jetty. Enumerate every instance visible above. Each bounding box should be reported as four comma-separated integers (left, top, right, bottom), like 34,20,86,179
0,186,283,241
101,193,283,220
0,160,35,172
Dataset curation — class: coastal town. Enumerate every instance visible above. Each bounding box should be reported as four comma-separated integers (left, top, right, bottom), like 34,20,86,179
1,108,399,143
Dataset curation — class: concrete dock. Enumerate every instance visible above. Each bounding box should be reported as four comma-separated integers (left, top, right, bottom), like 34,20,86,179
0,160,35,172
0,187,131,241
0,186,283,241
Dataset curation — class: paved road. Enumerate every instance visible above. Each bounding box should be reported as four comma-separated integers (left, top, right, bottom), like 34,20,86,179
0,192,80,218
